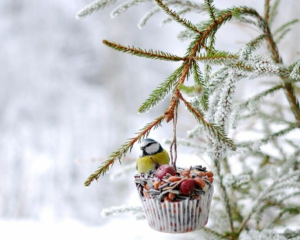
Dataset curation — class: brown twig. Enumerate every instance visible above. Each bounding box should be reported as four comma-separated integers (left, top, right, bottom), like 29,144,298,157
264,0,270,23
254,12,300,123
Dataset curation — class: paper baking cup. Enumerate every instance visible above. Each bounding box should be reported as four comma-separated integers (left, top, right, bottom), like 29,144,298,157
140,186,214,233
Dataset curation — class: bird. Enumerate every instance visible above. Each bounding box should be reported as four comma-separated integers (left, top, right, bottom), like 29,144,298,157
137,138,170,174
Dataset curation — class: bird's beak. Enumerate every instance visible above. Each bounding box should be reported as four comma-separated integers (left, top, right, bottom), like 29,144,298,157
140,146,145,150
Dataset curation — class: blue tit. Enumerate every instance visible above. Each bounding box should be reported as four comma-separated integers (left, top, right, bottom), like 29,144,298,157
136,138,170,174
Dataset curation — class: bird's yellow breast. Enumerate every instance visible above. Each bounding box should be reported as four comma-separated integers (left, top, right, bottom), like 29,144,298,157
137,149,170,174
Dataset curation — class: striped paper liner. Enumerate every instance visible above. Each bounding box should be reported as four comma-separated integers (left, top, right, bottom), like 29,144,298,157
140,185,214,233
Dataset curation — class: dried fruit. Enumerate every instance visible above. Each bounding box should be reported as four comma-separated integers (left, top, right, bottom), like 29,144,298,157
179,179,195,195
154,164,176,180
198,171,205,177
194,178,206,188
168,176,181,182
145,183,150,190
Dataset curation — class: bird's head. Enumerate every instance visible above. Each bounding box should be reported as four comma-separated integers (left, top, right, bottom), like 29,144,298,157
140,138,162,156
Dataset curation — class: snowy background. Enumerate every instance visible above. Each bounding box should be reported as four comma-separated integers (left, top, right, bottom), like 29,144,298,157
1,1,300,240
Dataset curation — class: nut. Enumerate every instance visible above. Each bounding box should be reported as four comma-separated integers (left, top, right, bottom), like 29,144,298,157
164,196,171,202
144,184,150,190
180,169,190,177
207,177,214,183
153,181,159,190
198,171,205,177
143,190,150,199
168,176,181,182
168,192,176,201
194,178,206,188
205,171,214,177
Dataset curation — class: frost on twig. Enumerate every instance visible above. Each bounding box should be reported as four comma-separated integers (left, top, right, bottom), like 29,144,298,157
101,205,145,220
76,0,118,19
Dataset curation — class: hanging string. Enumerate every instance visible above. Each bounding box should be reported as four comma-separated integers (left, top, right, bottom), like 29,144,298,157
170,99,178,171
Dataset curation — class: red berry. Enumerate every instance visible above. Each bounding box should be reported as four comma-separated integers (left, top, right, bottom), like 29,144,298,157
179,179,195,195
154,164,176,180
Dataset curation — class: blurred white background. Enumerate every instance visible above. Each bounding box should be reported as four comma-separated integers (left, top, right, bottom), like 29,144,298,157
1,0,299,239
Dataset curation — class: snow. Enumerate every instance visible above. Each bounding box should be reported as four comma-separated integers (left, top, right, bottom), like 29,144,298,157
0,219,197,240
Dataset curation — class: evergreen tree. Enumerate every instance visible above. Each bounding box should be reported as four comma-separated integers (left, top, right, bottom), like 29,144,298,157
77,1,300,239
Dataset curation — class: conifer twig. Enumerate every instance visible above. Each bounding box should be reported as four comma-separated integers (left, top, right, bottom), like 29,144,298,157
103,40,185,61
269,0,281,26
204,0,216,23
84,115,164,186
203,227,224,238
194,52,238,63
240,84,284,109
274,19,299,36
76,0,117,19
237,165,300,235
264,0,270,23
237,123,300,149
139,65,184,114
154,0,201,33
253,12,300,123
177,91,236,150
229,6,300,123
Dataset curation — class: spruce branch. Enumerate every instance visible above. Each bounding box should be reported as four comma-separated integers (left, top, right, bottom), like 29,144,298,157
268,205,300,229
138,7,160,29
84,116,164,186
237,123,300,149
160,8,191,26
166,0,205,11
213,148,235,233
194,51,238,64
236,162,298,235
274,19,299,36
264,0,270,23
192,60,209,110
204,0,216,23
101,205,144,217
154,0,201,33
191,60,204,86
239,34,267,60
177,91,236,151
138,65,184,113
290,60,300,80
203,227,224,239
236,6,300,123
269,0,281,26
110,0,150,18
275,29,291,44
103,40,185,61
215,71,237,129
76,0,117,19
240,84,284,110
